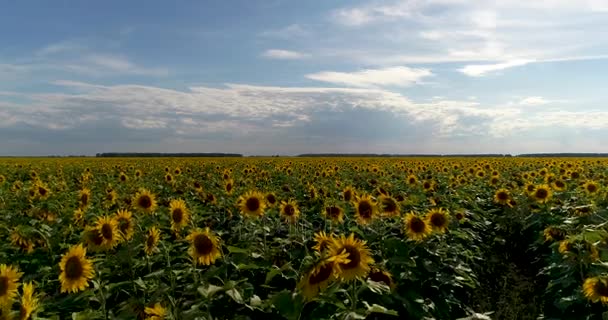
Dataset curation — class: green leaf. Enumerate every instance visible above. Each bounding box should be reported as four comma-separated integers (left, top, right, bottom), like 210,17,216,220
226,288,244,304
227,246,249,254
198,284,224,298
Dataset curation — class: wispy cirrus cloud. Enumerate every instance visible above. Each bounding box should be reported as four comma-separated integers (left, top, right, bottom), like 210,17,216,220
306,66,433,88
261,49,310,60
458,59,533,76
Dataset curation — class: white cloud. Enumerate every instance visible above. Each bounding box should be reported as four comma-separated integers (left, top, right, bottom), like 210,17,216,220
306,66,433,88
458,59,533,76
261,49,309,60
259,24,309,38
519,96,550,106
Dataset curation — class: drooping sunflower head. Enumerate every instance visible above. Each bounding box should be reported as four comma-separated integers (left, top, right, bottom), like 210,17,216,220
532,184,552,203
323,205,344,223
583,276,608,304
493,188,511,206
279,199,301,223
169,199,190,231
543,226,566,242
186,228,221,266
19,281,39,320
144,227,161,256
133,188,158,213
298,252,350,300
378,195,400,217
312,231,335,253
404,212,432,241
328,233,374,282
58,244,95,293
114,209,134,241
144,302,167,320
94,215,122,250
237,191,266,218
368,267,395,290
0,264,23,306
426,208,450,233
353,194,377,225
10,229,34,253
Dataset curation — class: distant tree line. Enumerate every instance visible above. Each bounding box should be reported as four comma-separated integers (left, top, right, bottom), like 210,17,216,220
296,153,512,157
96,153,243,158
517,153,608,157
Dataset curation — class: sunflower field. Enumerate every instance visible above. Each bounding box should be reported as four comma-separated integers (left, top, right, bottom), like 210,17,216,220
1,157,608,319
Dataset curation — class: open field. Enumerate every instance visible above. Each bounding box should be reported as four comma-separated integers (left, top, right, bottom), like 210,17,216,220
1,157,608,319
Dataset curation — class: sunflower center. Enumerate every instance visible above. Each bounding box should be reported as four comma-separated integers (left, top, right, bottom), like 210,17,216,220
38,187,47,196
0,276,9,296
587,184,598,193
193,234,214,255
308,262,334,285
138,195,152,209
358,201,373,219
410,217,426,233
226,183,232,192
266,194,276,205
64,256,84,280
535,188,548,199
283,205,295,216
89,229,104,245
455,212,464,220
101,223,113,240
118,219,130,234
245,197,260,212
430,213,447,227
343,190,352,201
326,206,341,218
381,198,397,212
146,235,156,248
555,181,565,188
595,280,608,297
527,185,535,192
368,270,391,286
172,208,184,223
81,194,89,204
341,245,361,269
497,191,509,201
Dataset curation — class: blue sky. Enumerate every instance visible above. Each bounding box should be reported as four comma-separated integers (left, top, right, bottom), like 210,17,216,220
2,0,608,155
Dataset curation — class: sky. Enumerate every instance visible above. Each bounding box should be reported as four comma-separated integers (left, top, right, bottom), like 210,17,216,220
2,0,608,156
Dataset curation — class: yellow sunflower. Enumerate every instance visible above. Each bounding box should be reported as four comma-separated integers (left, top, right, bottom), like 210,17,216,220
144,302,167,320
59,244,95,293
583,276,608,304
279,199,301,223
94,215,122,250
265,193,278,207
378,195,400,217
133,188,157,214
237,191,266,218
342,186,356,202
323,205,344,223
114,210,134,241
353,194,377,225
103,190,118,209
78,188,91,209
532,184,552,203
312,231,335,253
328,233,374,282
583,180,600,195
426,208,450,233
34,182,50,200
404,212,432,241
493,189,511,206
19,282,39,320
144,227,161,256
298,252,349,300
169,199,190,231
10,229,34,253
187,228,222,266
406,174,418,185
543,226,566,242
119,172,128,182
73,208,85,228
552,179,567,192
164,174,174,185
224,179,234,195
0,264,23,306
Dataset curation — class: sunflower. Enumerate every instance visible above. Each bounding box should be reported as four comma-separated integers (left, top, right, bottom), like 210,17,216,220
353,194,377,225
368,267,395,290
83,227,105,252
298,252,350,300
406,175,418,185
19,282,38,320
543,226,566,242
323,205,344,223
265,193,277,207
144,302,167,320
164,174,174,184
73,208,85,227
342,186,356,202
78,188,91,209
133,188,157,214
279,199,301,223
583,180,600,195
224,179,234,195
135,169,142,178
493,188,511,206
237,191,266,218
404,212,432,241
59,244,95,293
0,264,23,306
378,195,400,217
312,231,334,253
10,229,34,253
524,183,536,196
583,276,608,304
532,184,552,203
328,233,374,281
144,227,161,256
187,228,222,266
35,182,50,200
552,179,567,192
94,215,122,250
114,210,134,241
426,208,450,233
454,209,467,223
169,199,190,231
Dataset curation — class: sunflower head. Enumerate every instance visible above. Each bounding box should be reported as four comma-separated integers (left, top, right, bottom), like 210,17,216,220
426,208,450,233
404,212,432,241
10,229,34,253
0,264,23,306
323,205,344,223
543,226,566,242
144,302,167,320
328,233,374,282
368,267,395,290
342,186,355,202
583,277,608,304
312,231,334,253
493,189,511,206
187,228,222,266
583,180,600,195
59,244,95,293
94,215,122,250
552,179,567,191
237,191,266,218
114,210,134,241
353,194,377,225
378,195,400,217
144,227,161,256
78,188,91,209
224,179,234,195
532,185,552,203
280,199,301,223
298,252,350,300
133,188,158,213
19,282,39,320
169,199,190,231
